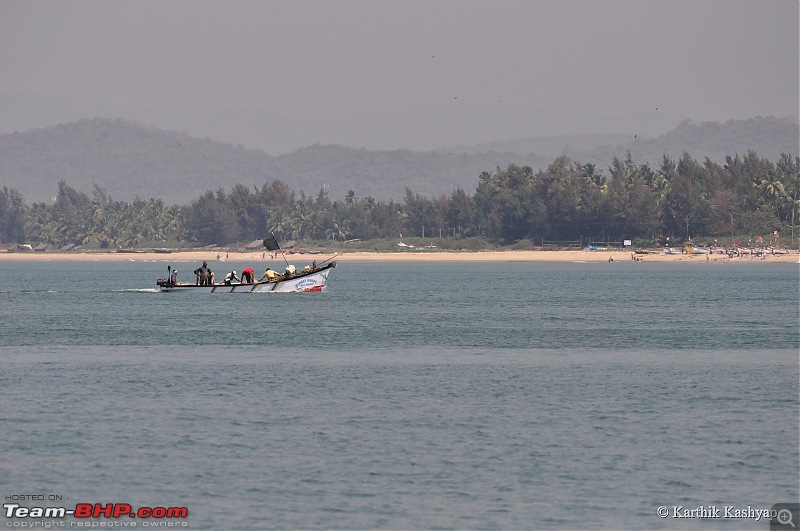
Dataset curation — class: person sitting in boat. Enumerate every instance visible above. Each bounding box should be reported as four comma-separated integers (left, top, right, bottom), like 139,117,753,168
241,267,255,283
223,270,240,285
194,261,212,286
285,264,296,276
259,267,280,282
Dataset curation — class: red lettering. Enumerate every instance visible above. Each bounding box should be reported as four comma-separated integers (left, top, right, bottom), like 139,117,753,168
74,503,93,518
95,503,114,518
166,507,188,518
113,504,132,518
74,502,188,520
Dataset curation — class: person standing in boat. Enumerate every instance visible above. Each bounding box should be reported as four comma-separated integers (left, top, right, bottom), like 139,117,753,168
223,270,240,285
194,261,212,286
170,268,179,286
241,267,255,283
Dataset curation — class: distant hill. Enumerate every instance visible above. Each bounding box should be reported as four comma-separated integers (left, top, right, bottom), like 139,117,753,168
0,93,683,154
572,116,799,169
438,133,635,158
0,119,535,204
274,144,537,202
0,116,796,205
0,119,277,204
443,116,799,168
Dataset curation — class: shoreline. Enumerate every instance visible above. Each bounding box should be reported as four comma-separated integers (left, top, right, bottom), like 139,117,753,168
2,249,798,263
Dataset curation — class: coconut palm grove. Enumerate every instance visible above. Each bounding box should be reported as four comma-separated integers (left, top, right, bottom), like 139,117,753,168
1,151,798,251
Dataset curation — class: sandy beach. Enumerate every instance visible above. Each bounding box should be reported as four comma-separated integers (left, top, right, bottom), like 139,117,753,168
2,248,798,264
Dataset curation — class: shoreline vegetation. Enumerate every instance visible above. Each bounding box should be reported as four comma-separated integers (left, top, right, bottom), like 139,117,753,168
2,248,798,263
2,150,798,259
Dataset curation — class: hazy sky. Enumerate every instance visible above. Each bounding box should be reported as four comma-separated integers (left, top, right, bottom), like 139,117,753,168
1,0,797,149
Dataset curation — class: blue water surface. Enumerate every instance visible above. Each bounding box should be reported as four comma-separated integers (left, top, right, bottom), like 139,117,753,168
0,259,797,529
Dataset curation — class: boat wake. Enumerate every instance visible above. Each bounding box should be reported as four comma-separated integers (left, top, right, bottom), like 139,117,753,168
116,288,160,293
21,289,58,294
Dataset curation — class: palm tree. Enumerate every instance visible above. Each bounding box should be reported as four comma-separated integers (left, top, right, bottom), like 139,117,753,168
758,177,787,223
758,178,786,201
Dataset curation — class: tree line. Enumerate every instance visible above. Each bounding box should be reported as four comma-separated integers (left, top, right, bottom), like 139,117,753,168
1,150,798,249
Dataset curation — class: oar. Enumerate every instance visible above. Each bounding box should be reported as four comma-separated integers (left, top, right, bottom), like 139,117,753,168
319,253,340,265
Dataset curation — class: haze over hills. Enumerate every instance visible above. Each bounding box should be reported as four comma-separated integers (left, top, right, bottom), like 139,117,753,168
1,1,795,205
0,92,686,155
0,115,796,206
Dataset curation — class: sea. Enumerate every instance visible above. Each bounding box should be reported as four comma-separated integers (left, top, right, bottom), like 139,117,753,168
0,258,798,530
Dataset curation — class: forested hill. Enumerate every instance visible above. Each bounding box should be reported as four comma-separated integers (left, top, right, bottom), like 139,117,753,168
0,119,533,204
0,116,796,205
462,116,798,170
574,116,799,170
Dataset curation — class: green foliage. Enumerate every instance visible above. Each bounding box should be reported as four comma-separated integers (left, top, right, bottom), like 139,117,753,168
0,118,535,205
0,186,28,243
3,116,796,208
1,151,798,249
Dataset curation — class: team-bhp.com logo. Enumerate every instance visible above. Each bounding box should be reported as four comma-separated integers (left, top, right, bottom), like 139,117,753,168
4,502,188,519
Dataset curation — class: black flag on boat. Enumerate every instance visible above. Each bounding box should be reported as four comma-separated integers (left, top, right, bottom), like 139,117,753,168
263,236,280,251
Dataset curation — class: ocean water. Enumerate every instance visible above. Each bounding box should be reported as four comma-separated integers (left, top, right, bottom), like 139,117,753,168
0,259,797,529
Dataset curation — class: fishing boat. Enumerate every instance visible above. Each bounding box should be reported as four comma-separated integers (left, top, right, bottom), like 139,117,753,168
156,234,336,293
684,244,711,254
156,261,336,293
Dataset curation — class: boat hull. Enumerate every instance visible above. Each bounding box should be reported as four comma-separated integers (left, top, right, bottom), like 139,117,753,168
158,263,335,293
